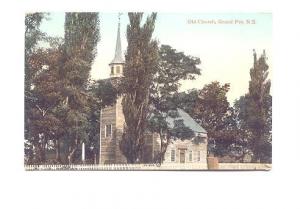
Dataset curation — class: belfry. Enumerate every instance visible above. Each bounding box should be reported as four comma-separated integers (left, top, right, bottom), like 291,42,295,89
109,14,125,77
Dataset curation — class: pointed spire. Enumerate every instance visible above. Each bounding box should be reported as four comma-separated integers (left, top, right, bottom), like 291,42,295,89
253,49,257,65
262,49,267,60
110,14,124,64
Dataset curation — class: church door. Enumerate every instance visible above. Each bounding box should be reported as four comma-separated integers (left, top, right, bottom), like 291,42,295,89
180,150,185,163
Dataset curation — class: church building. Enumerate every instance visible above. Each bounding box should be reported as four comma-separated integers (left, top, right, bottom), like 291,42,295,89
99,18,208,165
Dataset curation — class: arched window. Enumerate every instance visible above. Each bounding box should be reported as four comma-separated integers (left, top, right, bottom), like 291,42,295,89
105,124,112,138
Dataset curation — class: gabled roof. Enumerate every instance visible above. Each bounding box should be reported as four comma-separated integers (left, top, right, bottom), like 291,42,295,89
166,108,207,134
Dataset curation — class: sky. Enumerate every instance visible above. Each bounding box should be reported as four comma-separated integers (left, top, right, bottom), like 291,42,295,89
39,12,272,104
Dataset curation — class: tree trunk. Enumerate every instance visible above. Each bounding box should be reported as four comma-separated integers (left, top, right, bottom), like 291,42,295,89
37,145,45,164
68,147,77,164
252,131,263,163
94,153,97,164
68,139,79,164
158,133,170,164
55,139,61,163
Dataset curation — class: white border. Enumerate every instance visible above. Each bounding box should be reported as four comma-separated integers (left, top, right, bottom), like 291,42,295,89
1,0,300,209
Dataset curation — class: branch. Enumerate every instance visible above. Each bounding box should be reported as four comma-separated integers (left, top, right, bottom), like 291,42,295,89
35,104,49,117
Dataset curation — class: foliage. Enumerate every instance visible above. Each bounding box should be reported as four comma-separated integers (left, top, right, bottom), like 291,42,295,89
171,89,199,116
236,50,272,162
25,13,49,163
150,45,201,112
61,12,100,164
190,82,234,155
172,81,245,158
120,12,159,163
147,45,201,163
24,12,102,164
92,79,118,108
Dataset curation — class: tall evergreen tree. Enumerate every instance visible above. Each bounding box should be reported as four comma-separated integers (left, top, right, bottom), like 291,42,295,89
120,13,159,163
61,12,100,164
238,50,272,162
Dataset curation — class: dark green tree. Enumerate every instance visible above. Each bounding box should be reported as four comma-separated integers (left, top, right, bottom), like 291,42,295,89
120,12,159,163
61,12,100,164
25,13,47,92
25,13,49,164
34,49,66,163
150,45,201,111
237,50,272,162
85,79,119,164
192,81,235,157
171,89,200,116
172,87,247,160
25,13,105,164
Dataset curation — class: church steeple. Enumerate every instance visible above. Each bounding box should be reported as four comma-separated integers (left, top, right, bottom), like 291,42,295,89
109,14,125,77
111,15,124,65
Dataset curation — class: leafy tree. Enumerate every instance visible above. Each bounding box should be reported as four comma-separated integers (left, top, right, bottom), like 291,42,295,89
27,46,66,164
25,13,49,164
210,106,249,160
148,45,201,163
120,12,159,163
25,13,47,91
150,45,201,111
175,87,247,160
192,81,235,156
148,109,195,163
25,12,116,165
85,79,119,164
237,50,272,162
171,89,199,116
92,79,118,108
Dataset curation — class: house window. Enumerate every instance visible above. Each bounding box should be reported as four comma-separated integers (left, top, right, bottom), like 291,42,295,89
189,151,193,162
171,150,176,162
116,66,121,74
174,119,184,127
197,151,201,161
105,124,112,138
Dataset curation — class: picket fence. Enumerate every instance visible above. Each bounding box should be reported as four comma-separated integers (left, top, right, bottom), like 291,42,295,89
25,163,271,171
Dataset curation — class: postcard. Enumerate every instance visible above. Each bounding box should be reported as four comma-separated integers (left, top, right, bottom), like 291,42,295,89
24,12,272,171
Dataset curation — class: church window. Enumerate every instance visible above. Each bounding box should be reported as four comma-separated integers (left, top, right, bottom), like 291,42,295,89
189,150,193,162
197,151,201,161
116,66,121,74
174,119,184,127
105,124,112,138
111,66,114,75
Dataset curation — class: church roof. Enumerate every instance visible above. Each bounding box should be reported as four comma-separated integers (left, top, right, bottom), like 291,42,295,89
166,108,207,134
110,21,125,65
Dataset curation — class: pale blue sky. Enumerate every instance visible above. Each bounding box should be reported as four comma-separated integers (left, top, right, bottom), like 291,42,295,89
39,13,272,103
